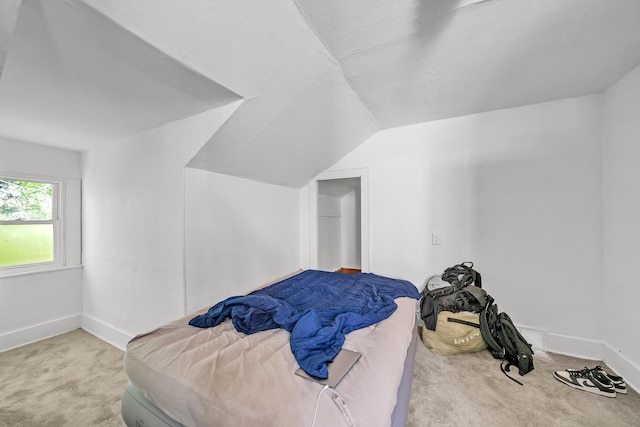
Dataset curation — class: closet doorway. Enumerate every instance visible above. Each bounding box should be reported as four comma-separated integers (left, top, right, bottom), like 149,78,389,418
310,168,369,273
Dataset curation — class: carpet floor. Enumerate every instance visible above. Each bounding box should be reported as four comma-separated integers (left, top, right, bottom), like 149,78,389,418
409,327,640,426
1,328,638,426
0,329,128,427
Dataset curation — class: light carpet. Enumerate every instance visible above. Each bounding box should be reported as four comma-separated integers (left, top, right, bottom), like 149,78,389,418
0,329,127,427
409,327,640,426
1,328,639,426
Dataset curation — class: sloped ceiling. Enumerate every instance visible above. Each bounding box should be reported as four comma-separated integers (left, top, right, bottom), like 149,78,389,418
0,0,21,79
79,0,378,187
0,0,240,150
1,1,640,187
295,0,640,128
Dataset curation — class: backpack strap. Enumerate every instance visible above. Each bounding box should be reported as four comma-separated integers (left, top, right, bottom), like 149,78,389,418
442,261,482,289
498,312,534,376
446,317,480,328
500,361,524,386
479,302,504,359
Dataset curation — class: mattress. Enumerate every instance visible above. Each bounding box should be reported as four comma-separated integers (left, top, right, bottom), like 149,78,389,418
124,274,417,427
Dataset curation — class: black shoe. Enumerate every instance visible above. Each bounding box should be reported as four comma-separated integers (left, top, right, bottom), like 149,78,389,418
553,368,616,398
591,365,626,394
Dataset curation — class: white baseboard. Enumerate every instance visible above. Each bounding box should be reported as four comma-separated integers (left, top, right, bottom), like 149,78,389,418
0,313,82,353
81,313,134,351
545,331,607,361
603,345,640,394
518,326,639,393
518,324,607,360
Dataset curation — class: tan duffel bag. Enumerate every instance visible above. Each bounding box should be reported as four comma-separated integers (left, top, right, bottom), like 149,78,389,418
421,311,488,355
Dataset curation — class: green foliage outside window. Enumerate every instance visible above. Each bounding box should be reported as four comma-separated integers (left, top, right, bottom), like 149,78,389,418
0,179,55,267
0,179,53,220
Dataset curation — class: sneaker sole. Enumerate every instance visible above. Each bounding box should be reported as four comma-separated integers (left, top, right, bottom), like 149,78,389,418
612,383,627,394
567,367,627,395
553,372,616,398
595,369,627,394
590,369,627,395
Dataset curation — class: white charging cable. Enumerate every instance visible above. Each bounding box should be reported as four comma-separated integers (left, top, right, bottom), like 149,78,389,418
310,385,357,427
311,385,329,427
310,343,359,427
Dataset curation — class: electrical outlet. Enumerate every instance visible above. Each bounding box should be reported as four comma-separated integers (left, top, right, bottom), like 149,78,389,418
432,231,442,245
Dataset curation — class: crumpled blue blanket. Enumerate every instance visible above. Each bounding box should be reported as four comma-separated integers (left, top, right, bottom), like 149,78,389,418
189,270,420,378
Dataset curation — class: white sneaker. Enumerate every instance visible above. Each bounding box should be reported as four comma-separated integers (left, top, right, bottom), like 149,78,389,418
590,365,626,394
553,368,616,398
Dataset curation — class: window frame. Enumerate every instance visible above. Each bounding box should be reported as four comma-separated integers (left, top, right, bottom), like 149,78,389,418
0,173,66,275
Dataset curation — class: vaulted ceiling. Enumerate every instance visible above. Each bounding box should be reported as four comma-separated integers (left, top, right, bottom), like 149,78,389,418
0,1,21,79
1,0,640,187
0,0,240,151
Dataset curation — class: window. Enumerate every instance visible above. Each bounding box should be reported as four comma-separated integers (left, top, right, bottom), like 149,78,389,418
0,177,64,270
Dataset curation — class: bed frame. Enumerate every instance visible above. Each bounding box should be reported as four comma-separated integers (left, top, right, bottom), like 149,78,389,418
121,324,418,427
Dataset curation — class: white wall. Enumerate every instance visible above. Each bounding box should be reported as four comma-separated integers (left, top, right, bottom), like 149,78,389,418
602,63,640,389
317,193,342,271
306,95,603,350
184,169,300,312
340,188,361,269
315,185,362,271
0,137,82,351
81,104,238,348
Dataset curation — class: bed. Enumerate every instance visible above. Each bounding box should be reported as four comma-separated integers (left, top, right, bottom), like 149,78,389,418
121,270,420,427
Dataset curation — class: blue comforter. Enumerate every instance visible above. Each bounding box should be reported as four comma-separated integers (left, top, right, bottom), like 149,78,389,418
189,270,420,378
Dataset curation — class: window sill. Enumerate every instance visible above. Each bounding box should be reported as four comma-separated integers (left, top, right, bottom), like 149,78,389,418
0,265,83,279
